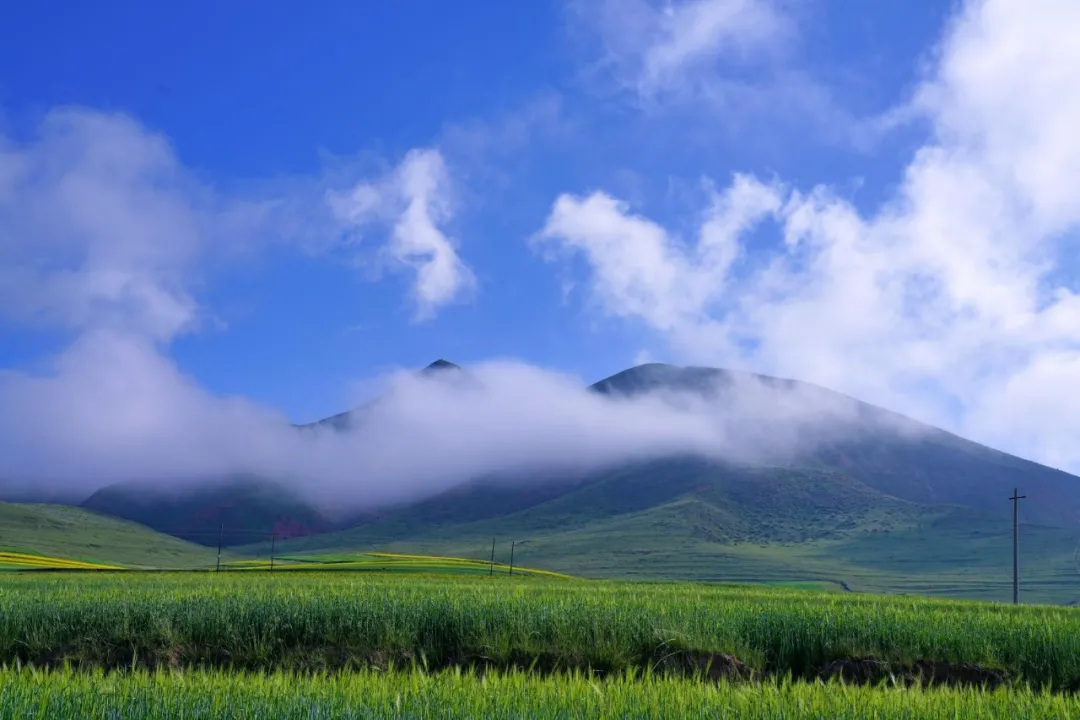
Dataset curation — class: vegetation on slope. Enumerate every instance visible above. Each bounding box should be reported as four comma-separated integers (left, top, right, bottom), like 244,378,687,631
590,364,1080,527
81,475,332,547
0,502,223,569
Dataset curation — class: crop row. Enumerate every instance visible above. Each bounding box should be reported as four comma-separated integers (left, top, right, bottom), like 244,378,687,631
221,552,570,577
2,668,1077,719
0,552,120,571
2,573,1079,686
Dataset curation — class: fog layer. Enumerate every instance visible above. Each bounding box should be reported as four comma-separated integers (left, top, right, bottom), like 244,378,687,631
0,329,898,510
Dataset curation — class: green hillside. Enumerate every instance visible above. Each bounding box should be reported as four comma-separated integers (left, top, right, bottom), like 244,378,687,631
303,460,922,549
268,495,1080,604
0,502,226,569
81,475,332,547
591,364,1080,526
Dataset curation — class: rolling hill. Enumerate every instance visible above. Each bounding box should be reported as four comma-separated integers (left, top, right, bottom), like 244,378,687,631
81,475,332,547
0,501,225,568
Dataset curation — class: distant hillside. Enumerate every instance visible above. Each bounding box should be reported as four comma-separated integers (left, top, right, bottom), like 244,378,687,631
72,361,466,546
590,364,1080,526
0,501,225,568
274,458,924,552
81,475,332,547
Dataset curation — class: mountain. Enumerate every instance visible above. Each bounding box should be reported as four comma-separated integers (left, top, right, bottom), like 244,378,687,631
258,361,1080,603
81,475,332,547
590,364,1080,526
33,358,1080,600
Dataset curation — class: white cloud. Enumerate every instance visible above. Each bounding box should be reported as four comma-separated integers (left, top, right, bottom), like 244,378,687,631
0,110,212,341
537,175,781,332
572,0,793,100
539,0,1080,470
327,149,475,320
639,0,791,93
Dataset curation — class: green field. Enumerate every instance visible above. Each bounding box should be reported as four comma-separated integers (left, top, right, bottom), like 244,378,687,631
3,573,1080,688
223,552,569,577
2,668,1076,719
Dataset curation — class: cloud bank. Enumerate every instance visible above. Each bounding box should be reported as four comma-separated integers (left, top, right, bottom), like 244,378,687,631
0,346,884,510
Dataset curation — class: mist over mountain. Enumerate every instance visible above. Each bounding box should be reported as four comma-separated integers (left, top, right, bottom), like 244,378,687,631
300,360,464,432
81,475,333,546
71,359,1080,546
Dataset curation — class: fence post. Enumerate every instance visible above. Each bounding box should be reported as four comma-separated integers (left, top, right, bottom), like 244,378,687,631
215,523,223,573
489,537,495,576
270,531,276,573
509,541,515,577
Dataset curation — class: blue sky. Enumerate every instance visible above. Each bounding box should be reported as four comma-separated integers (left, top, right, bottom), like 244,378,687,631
3,0,1080,480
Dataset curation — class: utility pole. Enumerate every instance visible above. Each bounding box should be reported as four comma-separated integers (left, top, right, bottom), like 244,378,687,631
215,523,223,573
270,532,276,573
509,541,516,577
489,538,495,577
1010,488,1026,604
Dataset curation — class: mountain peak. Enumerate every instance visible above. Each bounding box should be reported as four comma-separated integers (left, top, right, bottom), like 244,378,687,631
589,363,725,397
422,359,461,374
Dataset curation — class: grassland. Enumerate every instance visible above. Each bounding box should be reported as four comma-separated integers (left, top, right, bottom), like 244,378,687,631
6,494,1079,606
3,668,1077,719
3,573,1080,689
272,503,1080,605
0,502,225,569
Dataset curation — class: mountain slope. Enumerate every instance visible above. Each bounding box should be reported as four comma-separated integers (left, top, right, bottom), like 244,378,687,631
0,501,226,568
272,456,925,554
81,475,332,547
590,364,1080,526
306,361,1079,541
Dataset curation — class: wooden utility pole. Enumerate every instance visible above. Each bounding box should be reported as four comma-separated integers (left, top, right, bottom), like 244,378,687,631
215,524,223,573
509,541,516,577
1010,488,1026,604
489,538,495,577
270,532,277,573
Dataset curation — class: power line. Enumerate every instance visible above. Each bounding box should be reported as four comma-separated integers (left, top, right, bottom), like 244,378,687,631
1010,488,1026,604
